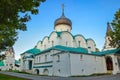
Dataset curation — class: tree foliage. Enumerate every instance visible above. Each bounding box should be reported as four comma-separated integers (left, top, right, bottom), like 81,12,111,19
0,54,5,60
109,9,120,48
0,0,45,51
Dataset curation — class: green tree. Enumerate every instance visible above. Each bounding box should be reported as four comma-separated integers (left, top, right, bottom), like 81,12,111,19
95,48,99,52
109,9,120,48
0,0,45,51
0,54,5,60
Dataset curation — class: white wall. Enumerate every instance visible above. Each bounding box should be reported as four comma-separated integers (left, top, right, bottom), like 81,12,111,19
70,53,106,76
52,52,71,77
55,24,71,32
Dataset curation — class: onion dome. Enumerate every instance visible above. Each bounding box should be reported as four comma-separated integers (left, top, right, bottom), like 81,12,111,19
54,4,72,29
54,13,72,27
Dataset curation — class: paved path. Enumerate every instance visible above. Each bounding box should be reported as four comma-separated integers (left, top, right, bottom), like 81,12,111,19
0,72,120,80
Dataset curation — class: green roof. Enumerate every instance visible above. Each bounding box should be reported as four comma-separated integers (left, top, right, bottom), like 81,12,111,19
23,48,40,55
36,45,93,56
0,60,4,66
94,48,120,55
35,45,120,56
54,45,88,53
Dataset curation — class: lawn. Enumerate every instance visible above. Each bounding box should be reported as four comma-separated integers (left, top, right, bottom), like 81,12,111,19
0,73,31,80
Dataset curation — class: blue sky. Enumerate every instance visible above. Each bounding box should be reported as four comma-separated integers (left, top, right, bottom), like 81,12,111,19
13,0,120,59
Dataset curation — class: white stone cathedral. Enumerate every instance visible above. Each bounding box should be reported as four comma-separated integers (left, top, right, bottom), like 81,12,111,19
20,6,120,77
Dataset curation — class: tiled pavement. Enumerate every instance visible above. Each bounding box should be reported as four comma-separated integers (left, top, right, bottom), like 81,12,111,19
0,72,120,80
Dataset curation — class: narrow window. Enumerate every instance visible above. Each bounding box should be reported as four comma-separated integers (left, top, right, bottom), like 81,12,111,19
57,55,60,62
37,56,39,63
95,56,97,61
39,56,41,63
45,55,47,62
58,69,60,73
44,44,46,49
66,41,68,46
80,54,83,60
78,41,81,47
52,41,54,47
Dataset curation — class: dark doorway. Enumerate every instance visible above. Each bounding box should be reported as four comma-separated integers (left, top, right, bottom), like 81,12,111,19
29,60,32,70
105,56,113,70
36,69,39,75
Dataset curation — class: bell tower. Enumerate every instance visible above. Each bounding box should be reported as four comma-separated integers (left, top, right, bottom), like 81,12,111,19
103,22,114,51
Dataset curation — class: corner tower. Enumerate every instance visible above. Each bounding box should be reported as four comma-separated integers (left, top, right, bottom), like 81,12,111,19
54,4,72,32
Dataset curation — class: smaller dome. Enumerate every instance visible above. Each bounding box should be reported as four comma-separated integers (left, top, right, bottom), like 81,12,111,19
54,14,72,28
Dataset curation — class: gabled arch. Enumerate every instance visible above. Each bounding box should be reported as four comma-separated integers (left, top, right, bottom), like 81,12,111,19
74,34,87,48
86,38,96,46
36,41,42,49
86,38,96,51
74,34,86,41
60,31,73,47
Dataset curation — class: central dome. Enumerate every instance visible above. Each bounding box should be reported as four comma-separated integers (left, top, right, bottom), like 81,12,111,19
54,14,72,27
54,4,72,32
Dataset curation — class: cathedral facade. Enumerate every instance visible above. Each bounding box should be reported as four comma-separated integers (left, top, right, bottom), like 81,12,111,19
20,7,120,77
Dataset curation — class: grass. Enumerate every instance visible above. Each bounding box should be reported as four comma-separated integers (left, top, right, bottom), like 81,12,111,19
0,73,31,80
6,70,30,74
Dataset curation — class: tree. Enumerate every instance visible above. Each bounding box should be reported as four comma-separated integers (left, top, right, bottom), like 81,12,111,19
109,9,120,48
0,0,45,51
95,48,99,52
0,54,6,60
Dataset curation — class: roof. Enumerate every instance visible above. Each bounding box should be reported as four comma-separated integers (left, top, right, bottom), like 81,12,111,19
93,48,120,55
54,10,72,28
0,60,4,66
35,45,120,56
54,45,88,53
21,48,40,55
35,45,102,56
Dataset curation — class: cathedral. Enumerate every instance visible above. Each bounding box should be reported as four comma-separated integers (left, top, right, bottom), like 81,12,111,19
20,6,120,77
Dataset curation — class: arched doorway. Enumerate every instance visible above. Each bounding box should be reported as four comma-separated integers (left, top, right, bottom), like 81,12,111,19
35,69,39,75
105,56,113,71
43,69,49,75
